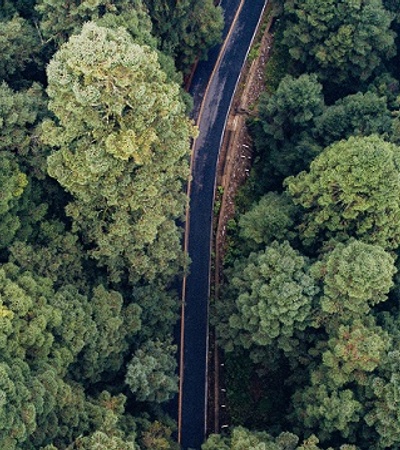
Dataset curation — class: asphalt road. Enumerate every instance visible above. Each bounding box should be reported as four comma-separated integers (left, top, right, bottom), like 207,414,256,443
179,1,268,449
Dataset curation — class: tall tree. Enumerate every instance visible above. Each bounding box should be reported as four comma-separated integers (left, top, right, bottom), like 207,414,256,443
0,15,41,86
314,92,394,148
217,241,317,354
238,192,298,251
144,0,223,72
310,240,396,321
36,0,154,47
125,339,178,403
283,0,396,84
285,135,400,249
255,74,325,178
43,23,194,284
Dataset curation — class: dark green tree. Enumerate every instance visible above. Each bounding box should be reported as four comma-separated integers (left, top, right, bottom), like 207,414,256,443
9,222,86,290
314,91,394,148
256,74,324,178
36,0,154,47
0,154,28,249
69,285,139,383
144,0,223,72
238,192,297,251
0,15,41,85
365,350,400,449
283,0,396,83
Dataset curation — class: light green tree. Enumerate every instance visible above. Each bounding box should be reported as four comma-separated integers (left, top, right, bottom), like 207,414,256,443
219,241,317,354
43,23,194,283
311,240,396,320
285,135,400,249
125,339,178,403
202,427,358,450
65,431,136,450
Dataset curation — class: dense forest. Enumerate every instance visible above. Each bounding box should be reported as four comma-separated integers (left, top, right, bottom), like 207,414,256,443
205,0,400,449
0,0,223,448
3,0,400,449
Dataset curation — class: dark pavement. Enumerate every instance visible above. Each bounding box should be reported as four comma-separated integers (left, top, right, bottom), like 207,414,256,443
180,1,268,449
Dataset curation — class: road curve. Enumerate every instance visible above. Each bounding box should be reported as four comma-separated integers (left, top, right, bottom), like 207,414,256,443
178,1,268,449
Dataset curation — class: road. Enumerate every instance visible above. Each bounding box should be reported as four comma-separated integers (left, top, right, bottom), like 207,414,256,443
178,1,268,449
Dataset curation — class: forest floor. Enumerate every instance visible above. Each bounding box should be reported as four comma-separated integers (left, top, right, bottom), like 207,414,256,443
207,7,275,435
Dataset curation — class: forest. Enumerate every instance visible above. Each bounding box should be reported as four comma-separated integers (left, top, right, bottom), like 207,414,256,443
0,0,223,448
2,0,400,449
205,0,400,449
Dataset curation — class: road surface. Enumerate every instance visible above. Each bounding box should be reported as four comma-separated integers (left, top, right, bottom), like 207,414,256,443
179,1,268,448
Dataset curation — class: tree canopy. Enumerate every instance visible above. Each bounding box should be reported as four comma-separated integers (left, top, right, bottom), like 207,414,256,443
283,0,396,84
44,22,194,283
219,241,317,353
285,135,400,249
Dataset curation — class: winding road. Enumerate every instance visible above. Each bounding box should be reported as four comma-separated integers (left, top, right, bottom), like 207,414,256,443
178,1,268,449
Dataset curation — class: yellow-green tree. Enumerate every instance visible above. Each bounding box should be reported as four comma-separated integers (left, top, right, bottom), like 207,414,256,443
43,23,194,283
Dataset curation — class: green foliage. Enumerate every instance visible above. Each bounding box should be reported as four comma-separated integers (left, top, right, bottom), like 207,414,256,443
283,0,396,84
36,0,154,47
144,0,223,73
0,154,28,249
125,339,178,403
65,431,136,449
202,427,357,450
256,74,324,178
314,91,394,147
0,15,41,85
285,135,400,249
365,351,400,449
9,222,86,290
238,192,297,250
292,383,363,442
70,285,138,383
219,241,317,353
44,22,194,283
0,82,44,156
224,349,290,430
322,320,389,386
132,285,178,341
202,426,297,450
311,240,396,320
140,420,178,450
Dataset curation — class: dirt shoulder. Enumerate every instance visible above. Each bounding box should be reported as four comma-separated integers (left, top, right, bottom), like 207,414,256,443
207,5,275,435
